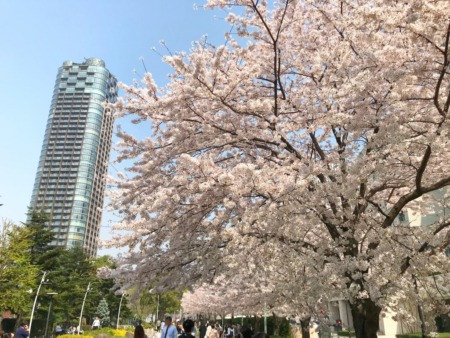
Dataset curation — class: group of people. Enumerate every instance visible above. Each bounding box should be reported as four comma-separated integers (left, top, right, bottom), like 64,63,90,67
0,320,85,338
151,317,266,338
0,322,30,338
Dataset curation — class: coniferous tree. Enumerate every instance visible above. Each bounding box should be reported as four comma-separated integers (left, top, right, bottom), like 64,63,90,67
23,209,55,265
0,221,38,315
96,298,110,327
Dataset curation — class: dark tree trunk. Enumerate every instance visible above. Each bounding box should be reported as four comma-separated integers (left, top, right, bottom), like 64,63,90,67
300,317,310,338
272,313,281,337
349,299,381,338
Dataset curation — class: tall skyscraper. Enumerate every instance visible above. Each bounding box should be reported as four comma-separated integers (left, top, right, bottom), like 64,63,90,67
30,58,117,256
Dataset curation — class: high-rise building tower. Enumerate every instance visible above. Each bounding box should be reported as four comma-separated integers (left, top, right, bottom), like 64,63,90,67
30,58,117,256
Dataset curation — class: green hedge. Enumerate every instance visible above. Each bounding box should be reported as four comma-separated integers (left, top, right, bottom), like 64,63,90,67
337,331,355,337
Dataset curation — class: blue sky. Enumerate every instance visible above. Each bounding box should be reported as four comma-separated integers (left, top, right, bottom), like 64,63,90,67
0,0,230,255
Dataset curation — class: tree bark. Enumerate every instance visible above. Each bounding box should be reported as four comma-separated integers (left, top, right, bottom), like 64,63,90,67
349,299,381,338
300,317,310,338
272,313,281,337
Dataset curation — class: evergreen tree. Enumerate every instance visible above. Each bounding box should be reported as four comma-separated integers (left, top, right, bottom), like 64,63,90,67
23,209,55,265
96,298,110,327
0,221,38,315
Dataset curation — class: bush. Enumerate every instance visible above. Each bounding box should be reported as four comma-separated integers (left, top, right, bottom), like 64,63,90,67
59,335,92,338
140,323,157,330
81,325,93,331
112,329,128,337
84,328,116,337
337,331,355,337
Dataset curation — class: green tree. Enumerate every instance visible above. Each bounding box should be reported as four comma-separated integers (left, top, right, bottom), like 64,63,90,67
128,289,181,321
93,256,133,325
0,221,38,315
34,249,132,327
96,298,110,327
23,209,55,265
35,246,97,324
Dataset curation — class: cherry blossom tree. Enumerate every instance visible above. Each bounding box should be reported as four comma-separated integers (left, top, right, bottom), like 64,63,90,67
107,1,450,337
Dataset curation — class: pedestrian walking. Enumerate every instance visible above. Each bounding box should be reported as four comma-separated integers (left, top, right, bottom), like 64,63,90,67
207,324,220,338
161,317,177,338
180,319,195,338
199,322,207,338
205,322,212,338
134,325,147,338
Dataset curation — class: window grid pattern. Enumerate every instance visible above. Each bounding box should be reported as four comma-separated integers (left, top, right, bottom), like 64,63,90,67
30,58,117,257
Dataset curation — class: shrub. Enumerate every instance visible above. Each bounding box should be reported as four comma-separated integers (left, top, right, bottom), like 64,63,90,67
112,329,128,337
337,331,355,337
84,328,116,337
141,323,156,330
59,335,92,338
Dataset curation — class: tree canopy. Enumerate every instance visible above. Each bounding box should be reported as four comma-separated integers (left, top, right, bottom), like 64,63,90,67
105,1,450,337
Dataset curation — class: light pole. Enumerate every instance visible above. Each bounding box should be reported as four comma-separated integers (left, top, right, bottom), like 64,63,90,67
29,271,47,335
44,292,58,338
116,293,126,329
78,282,91,335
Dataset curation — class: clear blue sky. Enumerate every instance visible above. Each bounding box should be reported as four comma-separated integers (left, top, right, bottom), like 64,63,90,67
0,0,230,254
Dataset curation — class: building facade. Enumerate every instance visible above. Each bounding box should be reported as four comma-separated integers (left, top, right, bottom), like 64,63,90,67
30,58,117,256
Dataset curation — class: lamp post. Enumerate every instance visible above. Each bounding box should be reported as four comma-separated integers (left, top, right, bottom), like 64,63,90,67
29,271,47,335
44,292,58,338
78,282,91,335
116,293,126,329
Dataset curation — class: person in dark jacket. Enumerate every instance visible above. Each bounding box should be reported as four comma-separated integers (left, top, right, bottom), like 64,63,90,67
199,322,207,338
241,325,253,338
181,319,195,338
15,323,29,338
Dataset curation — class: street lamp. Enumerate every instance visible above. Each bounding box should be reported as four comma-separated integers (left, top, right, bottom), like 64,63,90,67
116,293,126,329
78,282,91,335
44,292,58,338
29,271,47,335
